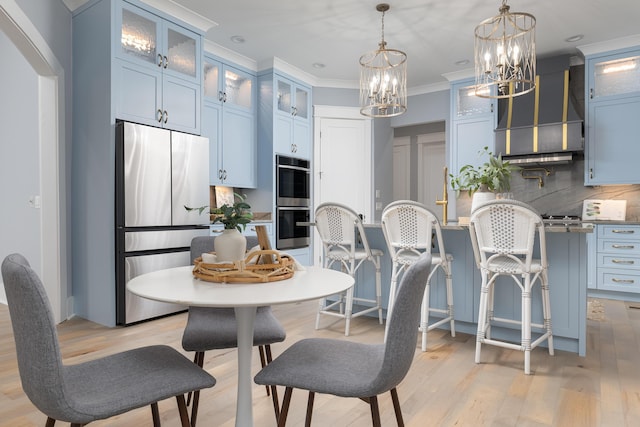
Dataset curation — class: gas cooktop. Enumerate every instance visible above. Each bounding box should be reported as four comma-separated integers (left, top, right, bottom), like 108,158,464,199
541,215,583,226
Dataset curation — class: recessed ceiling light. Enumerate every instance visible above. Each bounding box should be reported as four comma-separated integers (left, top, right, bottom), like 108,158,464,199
312,63,325,69
565,34,584,43
455,59,470,66
230,35,245,44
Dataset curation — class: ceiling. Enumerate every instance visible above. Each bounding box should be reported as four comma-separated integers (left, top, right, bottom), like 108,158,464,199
69,0,640,91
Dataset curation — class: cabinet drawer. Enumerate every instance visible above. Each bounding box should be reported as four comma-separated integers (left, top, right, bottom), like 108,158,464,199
598,239,640,254
597,268,640,293
600,225,640,239
598,253,640,269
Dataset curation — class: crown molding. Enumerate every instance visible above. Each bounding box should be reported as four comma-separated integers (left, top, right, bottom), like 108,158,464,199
204,40,257,71
577,34,640,57
140,0,216,33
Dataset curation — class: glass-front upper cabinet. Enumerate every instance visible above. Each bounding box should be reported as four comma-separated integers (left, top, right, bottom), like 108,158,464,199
590,50,640,100
119,5,158,66
455,83,494,117
224,68,253,110
203,57,253,111
295,86,309,119
276,77,309,120
277,79,292,115
118,2,199,83
203,60,221,99
165,24,197,79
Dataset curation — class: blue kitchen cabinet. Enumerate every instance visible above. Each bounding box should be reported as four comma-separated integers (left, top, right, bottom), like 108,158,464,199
113,0,201,134
449,79,497,173
273,74,312,159
202,55,256,188
584,47,640,185
72,0,204,325
588,224,640,298
354,225,589,356
448,78,497,217
256,69,313,265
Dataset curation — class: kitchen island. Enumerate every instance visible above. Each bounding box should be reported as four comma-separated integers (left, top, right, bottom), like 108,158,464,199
341,222,593,356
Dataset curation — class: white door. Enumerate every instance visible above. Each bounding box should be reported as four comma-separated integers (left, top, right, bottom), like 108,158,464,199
313,106,372,265
392,136,410,200
417,133,447,221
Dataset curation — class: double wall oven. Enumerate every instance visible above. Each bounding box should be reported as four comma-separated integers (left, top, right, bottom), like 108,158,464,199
276,155,311,250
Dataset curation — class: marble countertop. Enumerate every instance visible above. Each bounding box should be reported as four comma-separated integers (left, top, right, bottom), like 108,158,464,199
361,221,595,233
300,221,594,233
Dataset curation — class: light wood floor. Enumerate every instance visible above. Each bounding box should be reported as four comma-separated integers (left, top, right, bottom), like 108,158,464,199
1,298,640,427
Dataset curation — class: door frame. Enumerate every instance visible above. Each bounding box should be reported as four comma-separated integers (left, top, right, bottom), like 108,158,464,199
0,1,66,322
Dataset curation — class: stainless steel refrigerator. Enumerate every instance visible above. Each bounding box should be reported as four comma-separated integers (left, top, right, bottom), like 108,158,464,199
115,121,210,325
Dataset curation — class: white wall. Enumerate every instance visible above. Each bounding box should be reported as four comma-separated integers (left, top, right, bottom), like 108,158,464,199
0,30,41,300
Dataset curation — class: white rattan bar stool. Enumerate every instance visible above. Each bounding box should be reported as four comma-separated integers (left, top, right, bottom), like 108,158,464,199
381,200,455,350
314,202,384,336
469,199,554,375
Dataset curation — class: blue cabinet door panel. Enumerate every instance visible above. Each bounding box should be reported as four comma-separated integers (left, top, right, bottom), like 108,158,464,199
114,59,161,126
162,75,200,134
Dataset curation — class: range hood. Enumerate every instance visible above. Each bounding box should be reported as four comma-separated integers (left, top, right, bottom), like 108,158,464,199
495,55,584,165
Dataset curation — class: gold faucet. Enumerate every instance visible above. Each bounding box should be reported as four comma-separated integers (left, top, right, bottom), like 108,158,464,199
436,166,448,225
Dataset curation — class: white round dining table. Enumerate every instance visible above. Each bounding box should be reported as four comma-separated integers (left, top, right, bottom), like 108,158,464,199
127,265,354,427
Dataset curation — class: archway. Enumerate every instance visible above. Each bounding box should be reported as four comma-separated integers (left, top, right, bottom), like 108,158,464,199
0,0,66,322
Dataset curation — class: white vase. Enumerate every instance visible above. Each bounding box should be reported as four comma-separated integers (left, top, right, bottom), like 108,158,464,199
215,229,247,262
471,191,496,213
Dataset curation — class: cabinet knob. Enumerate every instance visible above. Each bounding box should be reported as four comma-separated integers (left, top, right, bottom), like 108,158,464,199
156,109,163,123
218,91,224,102
157,54,163,68
163,55,168,69
612,278,634,284
612,244,635,249
612,229,635,234
589,88,594,99
218,169,224,180
163,110,168,124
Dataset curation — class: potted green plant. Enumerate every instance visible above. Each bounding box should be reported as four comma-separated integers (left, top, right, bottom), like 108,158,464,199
186,193,253,261
450,147,519,211
450,147,519,194
185,193,253,232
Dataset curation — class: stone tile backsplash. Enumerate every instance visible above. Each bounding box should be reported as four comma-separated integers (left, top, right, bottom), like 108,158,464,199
454,159,640,221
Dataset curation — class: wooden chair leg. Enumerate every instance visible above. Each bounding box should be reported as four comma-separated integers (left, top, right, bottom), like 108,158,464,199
259,345,270,396
277,387,293,427
305,391,315,427
270,385,280,421
176,394,191,427
191,389,201,427
151,402,160,427
390,388,405,427
45,418,56,427
369,395,381,427
265,345,280,407
187,352,205,406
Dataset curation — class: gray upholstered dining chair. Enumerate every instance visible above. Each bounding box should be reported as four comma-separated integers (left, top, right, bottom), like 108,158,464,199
182,235,286,423
254,253,433,426
1,253,216,427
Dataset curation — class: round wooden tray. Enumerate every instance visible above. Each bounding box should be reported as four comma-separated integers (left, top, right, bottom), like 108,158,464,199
192,249,295,283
